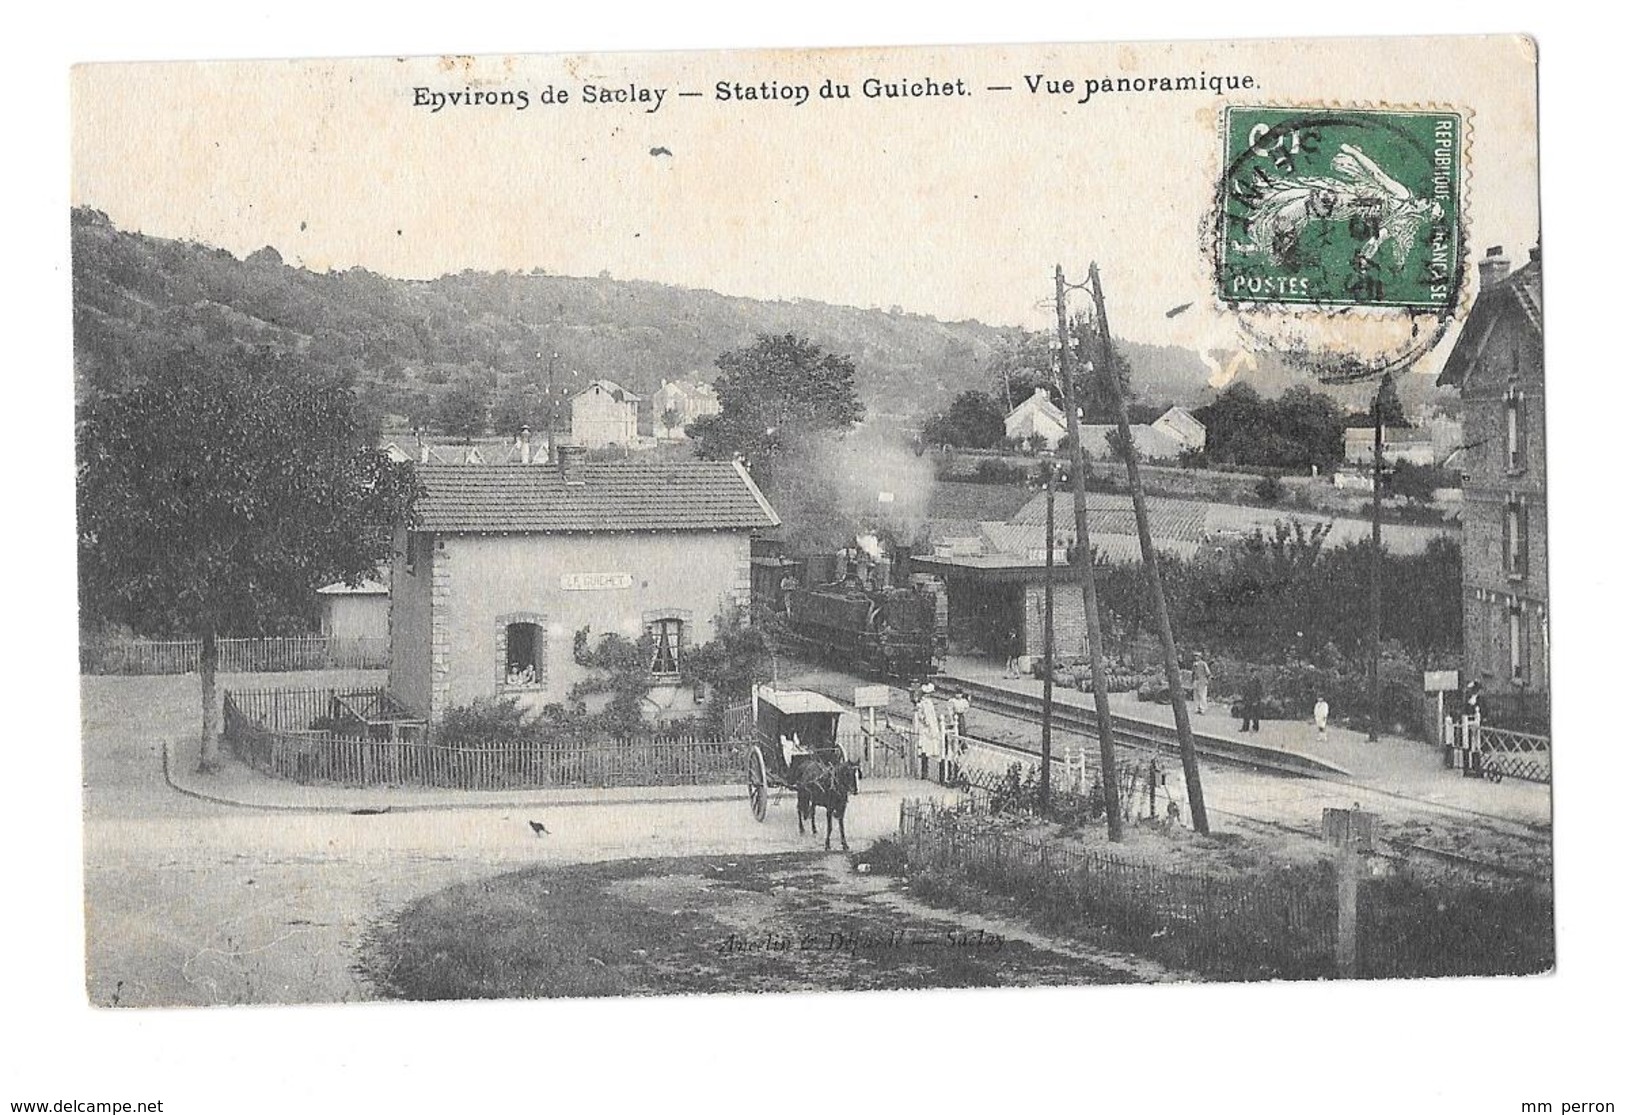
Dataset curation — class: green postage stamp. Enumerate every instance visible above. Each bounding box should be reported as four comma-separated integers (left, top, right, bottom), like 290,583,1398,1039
1219,107,1463,308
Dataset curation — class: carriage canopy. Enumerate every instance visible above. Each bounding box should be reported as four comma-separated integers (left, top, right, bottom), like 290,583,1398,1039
752,685,848,762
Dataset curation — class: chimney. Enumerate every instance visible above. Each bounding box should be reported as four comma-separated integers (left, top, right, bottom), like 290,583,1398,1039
1479,245,1511,290
420,442,430,465
557,443,587,486
519,424,532,465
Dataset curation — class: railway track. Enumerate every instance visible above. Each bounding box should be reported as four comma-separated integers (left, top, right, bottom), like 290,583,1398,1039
941,674,1349,779
939,677,1552,883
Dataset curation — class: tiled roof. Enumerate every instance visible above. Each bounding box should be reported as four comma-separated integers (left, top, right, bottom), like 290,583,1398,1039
573,379,641,403
412,461,780,534
1438,258,1543,387
1011,491,1211,545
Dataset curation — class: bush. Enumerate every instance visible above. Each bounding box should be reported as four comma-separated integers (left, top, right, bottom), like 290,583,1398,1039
970,458,1031,486
434,696,534,748
857,837,909,876
1254,474,1285,503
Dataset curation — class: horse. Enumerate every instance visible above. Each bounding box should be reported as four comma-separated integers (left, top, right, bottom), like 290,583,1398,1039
794,756,861,851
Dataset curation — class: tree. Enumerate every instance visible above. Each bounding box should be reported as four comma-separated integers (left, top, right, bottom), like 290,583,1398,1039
687,333,865,485
77,345,422,770
490,385,540,438
1070,313,1135,421
988,330,1058,412
1348,370,1409,429
1388,459,1445,507
660,406,683,438
921,389,1006,448
435,377,488,440
1104,425,1136,463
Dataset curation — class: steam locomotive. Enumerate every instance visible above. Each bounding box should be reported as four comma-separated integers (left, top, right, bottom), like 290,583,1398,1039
780,543,947,680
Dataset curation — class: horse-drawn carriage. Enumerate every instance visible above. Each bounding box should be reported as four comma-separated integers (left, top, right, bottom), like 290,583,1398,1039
745,686,861,848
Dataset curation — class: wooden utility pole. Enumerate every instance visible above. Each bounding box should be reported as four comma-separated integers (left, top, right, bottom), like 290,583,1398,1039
1055,264,1123,840
1084,262,1210,834
1041,463,1056,810
1368,376,1387,743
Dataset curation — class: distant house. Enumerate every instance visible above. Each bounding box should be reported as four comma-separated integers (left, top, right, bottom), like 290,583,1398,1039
316,579,389,641
650,378,722,439
1151,406,1207,453
1004,387,1068,448
1343,426,1436,466
1437,244,1547,724
570,380,641,448
388,459,780,723
1072,423,1187,463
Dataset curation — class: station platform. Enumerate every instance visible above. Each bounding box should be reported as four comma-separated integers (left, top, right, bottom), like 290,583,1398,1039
937,656,1553,827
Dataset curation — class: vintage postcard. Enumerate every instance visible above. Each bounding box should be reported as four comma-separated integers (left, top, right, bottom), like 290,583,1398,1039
72,34,1548,1011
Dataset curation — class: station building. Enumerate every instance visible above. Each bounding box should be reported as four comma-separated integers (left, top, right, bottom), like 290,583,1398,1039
388,459,779,724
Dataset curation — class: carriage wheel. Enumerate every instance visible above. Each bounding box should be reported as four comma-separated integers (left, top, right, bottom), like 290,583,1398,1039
748,746,768,822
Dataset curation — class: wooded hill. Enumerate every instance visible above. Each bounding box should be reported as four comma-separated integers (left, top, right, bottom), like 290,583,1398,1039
70,207,1447,427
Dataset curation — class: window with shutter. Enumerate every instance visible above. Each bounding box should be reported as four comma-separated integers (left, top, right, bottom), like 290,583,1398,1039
649,617,683,677
1509,603,1525,682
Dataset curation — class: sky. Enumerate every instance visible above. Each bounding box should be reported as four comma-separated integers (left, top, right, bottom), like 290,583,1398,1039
72,36,1540,377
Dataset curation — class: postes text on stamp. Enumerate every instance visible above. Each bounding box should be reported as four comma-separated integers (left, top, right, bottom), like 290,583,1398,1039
1220,107,1463,309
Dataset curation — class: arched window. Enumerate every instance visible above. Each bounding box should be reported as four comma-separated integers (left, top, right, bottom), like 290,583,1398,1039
496,613,546,690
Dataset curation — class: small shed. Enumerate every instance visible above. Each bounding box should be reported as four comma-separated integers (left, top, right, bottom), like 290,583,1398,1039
316,579,389,641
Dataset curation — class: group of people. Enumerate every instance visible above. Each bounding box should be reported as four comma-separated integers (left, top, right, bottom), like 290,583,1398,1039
911,682,969,784
1190,653,1331,742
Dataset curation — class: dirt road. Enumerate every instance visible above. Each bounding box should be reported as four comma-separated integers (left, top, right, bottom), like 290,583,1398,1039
83,673,1164,1006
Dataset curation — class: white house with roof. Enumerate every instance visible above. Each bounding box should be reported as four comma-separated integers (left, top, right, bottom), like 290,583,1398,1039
650,378,722,439
1004,387,1068,448
1151,406,1207,453
570,379,641,448
1342,426,1437,466
388,459,780,723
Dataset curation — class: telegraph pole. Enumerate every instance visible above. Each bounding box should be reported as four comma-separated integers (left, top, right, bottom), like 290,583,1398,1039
1085,263,1210,833
1368,374,1388,743
1041,462,1056,810
1055,264,1123,840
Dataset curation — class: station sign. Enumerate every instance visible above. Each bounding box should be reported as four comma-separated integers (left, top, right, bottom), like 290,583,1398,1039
560,572,634,591
852,684,890,709
1423,669,1459,692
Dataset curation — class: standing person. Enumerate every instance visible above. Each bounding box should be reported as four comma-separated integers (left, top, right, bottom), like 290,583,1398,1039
1241,673,1264,733
1313,695,1330,742
910,687,927,780
1463,680,1489,725
949,689,970,738
915,684,943,782
1462,680,1489,752
1192,654,1212,715
946,689,970,786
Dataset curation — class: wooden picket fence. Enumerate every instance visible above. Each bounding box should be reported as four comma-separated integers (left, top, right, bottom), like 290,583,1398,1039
223,686,747,790
84,635,389,675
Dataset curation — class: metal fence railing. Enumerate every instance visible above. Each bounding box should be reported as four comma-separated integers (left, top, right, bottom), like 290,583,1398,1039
83,635,389,675
1444,716,1551,783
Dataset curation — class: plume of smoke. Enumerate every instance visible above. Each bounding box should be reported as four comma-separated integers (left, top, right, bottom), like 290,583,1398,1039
766,429,936,556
